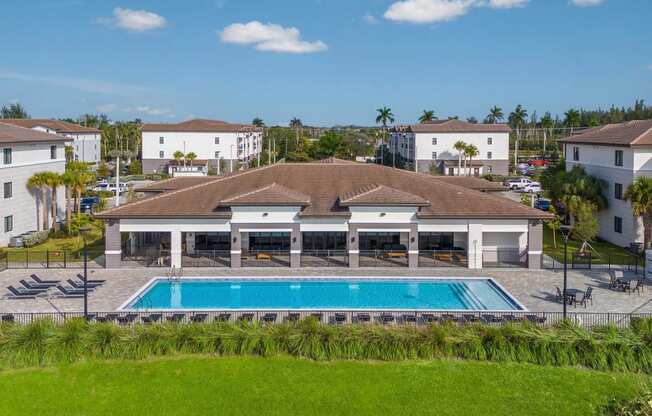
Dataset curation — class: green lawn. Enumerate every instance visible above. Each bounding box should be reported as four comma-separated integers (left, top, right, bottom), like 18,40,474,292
543,223,637,264
0,356,648,416
0,223,105,259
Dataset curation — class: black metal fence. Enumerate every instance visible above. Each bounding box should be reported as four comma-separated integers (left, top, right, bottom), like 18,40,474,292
182,250,231,268
359,250,409,267
241,250,290,267
301,250,348,267
2,310,650,329
1,249,105,269
482,249,528,268
542,253,644,275
418,250,467,268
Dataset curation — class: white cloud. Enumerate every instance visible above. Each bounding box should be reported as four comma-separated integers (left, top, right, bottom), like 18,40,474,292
126,106,172,116
486,0,528,9
219,21,327,53
363,14,379,24
570,0,605,6
384,0,474,24
100,7,167,32
96,104,118,113
0,69,151,97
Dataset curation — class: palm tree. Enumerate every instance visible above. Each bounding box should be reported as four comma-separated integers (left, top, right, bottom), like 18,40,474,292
173,150,185,167
252,118,264,127
564,108,581,134
485,106,504,124
62,171,76,233
44,172,63,231
418,110,435,123
624,177,652,249
27,172,50,231
508,105,528,173
540,112,554,156
453,140,466,176
290,118,303,145
375,107,395,165
186,152,197,166
465,144,479,176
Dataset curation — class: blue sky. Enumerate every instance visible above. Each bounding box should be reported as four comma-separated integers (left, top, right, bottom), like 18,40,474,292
0,0,650,126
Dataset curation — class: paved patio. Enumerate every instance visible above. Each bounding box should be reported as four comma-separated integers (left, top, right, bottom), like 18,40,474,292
0,267,649,314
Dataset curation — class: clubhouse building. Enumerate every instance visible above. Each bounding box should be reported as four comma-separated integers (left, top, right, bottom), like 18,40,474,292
96,159,551,270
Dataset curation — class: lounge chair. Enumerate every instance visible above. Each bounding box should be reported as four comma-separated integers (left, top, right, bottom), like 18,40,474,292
55,285,86,298
30,274,59,285
421,313,437,323
333,313,347,324
310,312,323,322
525,314,546,324
142,313,162,324
6,285,43,298
216,313,231,322
481,314,502,324
262,313,277,323
286,312,301,322
21,279,56,289
1,314,15,323
380,313,395,324
76,274,106,284
117,313,138,325
190,313,208,323
166,313,185,322
356,313,371,323
96,313,119,323
66,279,102,289
402,313,417,324
238,313,254,322
462,314,479,323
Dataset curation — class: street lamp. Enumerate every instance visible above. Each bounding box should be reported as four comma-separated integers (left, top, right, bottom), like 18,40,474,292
79,224,92,320
559,224,572,320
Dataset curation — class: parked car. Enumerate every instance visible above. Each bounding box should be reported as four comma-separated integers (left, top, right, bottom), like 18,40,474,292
80,197,100,213
534,198,551,211
108,182,127,193
520,183,542,193
504,178,538,190
92,182,110,192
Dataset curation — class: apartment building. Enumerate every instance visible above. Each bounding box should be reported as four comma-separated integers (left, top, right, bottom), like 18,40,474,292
141,119,263,174
389,119,511,175
561,120,652,247
0,123,69,246
1,119,101,163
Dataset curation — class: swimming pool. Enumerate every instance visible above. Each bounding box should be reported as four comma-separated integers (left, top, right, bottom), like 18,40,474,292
123,277,524,311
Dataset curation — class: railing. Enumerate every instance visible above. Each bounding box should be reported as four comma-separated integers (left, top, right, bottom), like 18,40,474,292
121,246,171,268
2,249,105,269
182,250,231,268
359,250,409,267
542,253,644,275
301,250,348,267
0,310,651,329
482,249,528,268
418,250,467,268
242,249,290,267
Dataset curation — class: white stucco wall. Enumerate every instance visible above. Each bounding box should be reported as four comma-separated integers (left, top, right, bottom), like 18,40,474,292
142,130,262,161
390,131,509,162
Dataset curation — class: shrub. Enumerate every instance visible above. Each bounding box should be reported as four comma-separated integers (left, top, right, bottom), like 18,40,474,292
603,392,652,415
22,231,48,247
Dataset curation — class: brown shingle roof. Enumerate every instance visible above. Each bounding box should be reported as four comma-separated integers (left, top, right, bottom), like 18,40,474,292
339,184,429,206
0,123,72,144
432,176,507,192
97,162,551,220
135,177,216,193
1,119,100,134
142,118,262,133
221,183,311,206
395,119,511,134
559,120,652,146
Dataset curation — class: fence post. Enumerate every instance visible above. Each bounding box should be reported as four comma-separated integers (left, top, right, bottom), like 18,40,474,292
46,250,50,268
64,251,67,268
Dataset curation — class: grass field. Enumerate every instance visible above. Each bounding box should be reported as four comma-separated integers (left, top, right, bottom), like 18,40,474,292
0,356,648,416
543,223,636,264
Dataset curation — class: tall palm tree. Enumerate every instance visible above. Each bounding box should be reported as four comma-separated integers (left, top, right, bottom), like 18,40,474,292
418,110,435,123
624,177,652,249
252,118,264,127
564,108,581,134
375,107,395,165
27,172,50,231
465,144,479,176
62,171,76,233
508,105,528,173
44,172,63,231
453,140,466,176
485,106,504,124
540,112,554,156
173,150,185,167
290,118,303,146
186,152,197,166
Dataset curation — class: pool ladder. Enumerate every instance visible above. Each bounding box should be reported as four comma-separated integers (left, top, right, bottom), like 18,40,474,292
167,266,182,281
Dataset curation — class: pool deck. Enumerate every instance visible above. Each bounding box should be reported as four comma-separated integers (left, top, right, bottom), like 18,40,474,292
0,267,649,314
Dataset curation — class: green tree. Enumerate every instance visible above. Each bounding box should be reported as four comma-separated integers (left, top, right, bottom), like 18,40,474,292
128,160,142,175
27,172,50,231
185,152,197,166
1,103,29,119
310,131,350,160
571,201,599,247
546,206,562,249
624,176,652,249
564,108,581,134
173,150,185,167
96,162,110,179
453,140,466,177
252,118,264,127
44,172,63,231
418,110,435,123
509,105,528,173
375,107,395,165
540,112,554,156
465,144,479,176
485,106,504,124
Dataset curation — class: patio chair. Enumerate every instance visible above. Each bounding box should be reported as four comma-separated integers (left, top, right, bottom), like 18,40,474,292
462,314,479,323
481,314,502,324
356,313,371,323
190,313,208,323
525,314,546,324
215,313,231,322
142,313,162,324
1,314,15,323
116,313,138,325
555,286,564,303
421,313,437,324
628,280,642,295
310,312,323,322
380,313,395,324
30,274,59,285
96,313,119,323
578,287,593,308
286,312,301,323
238,313,254,322
262,313,277,323
333,313,347,324
610,270,624,290
402,313,417,324
166,313,185,323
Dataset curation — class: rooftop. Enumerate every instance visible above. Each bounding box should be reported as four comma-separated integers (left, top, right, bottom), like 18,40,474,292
99,160,550,220
392,119,511,134
142,118,263,133
559,120,652,147
0,122,72,144
1,119,101,134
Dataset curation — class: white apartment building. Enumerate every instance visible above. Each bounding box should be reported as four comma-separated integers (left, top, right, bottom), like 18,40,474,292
1,119,101,163
389,119,511,175
0,123,69,247
141,119,263,174
561,120,652,248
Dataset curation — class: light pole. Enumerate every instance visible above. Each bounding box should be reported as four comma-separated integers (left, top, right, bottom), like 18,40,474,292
560,224,571,320
79,224,92,320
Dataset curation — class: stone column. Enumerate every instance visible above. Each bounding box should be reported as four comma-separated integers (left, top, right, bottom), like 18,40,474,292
348,224,359,268
104,219,122,269
528,220,543,269
230,225,241,268
467,221,483,269
170,230,182,269
408,223,419,268
290,224,301,268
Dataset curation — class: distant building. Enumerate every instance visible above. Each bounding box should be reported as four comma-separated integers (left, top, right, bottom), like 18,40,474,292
560,120,652,247
141,119,263,174
0,123,70,247
1,119,101,163
389,119,511,175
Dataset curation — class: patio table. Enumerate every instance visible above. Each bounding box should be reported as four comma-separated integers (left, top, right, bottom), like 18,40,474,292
564,289,583,304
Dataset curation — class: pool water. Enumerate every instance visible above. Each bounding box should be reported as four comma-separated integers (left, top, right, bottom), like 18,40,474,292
126,278,523,311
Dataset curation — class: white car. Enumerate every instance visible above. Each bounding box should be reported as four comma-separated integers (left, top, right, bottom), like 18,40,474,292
505,178,537,190
521,183,542,193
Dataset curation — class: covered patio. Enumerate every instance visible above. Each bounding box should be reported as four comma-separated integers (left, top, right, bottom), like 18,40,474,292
241,231,291,267
300,231,348,267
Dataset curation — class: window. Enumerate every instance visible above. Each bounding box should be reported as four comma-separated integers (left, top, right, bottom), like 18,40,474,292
159,151,164,159
614,183,623,200
214,151,220,159
159,137,164,144
215,137,220,144
487,137,493,145
615,150,623,167
486,166,493,173
487,151,492,160
2,148,11,165
614,216,623,234
50,145,57,160
3,182,11,199
4,215,12,233
432,152,437,160
432,138,437,145
572,146,579,161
